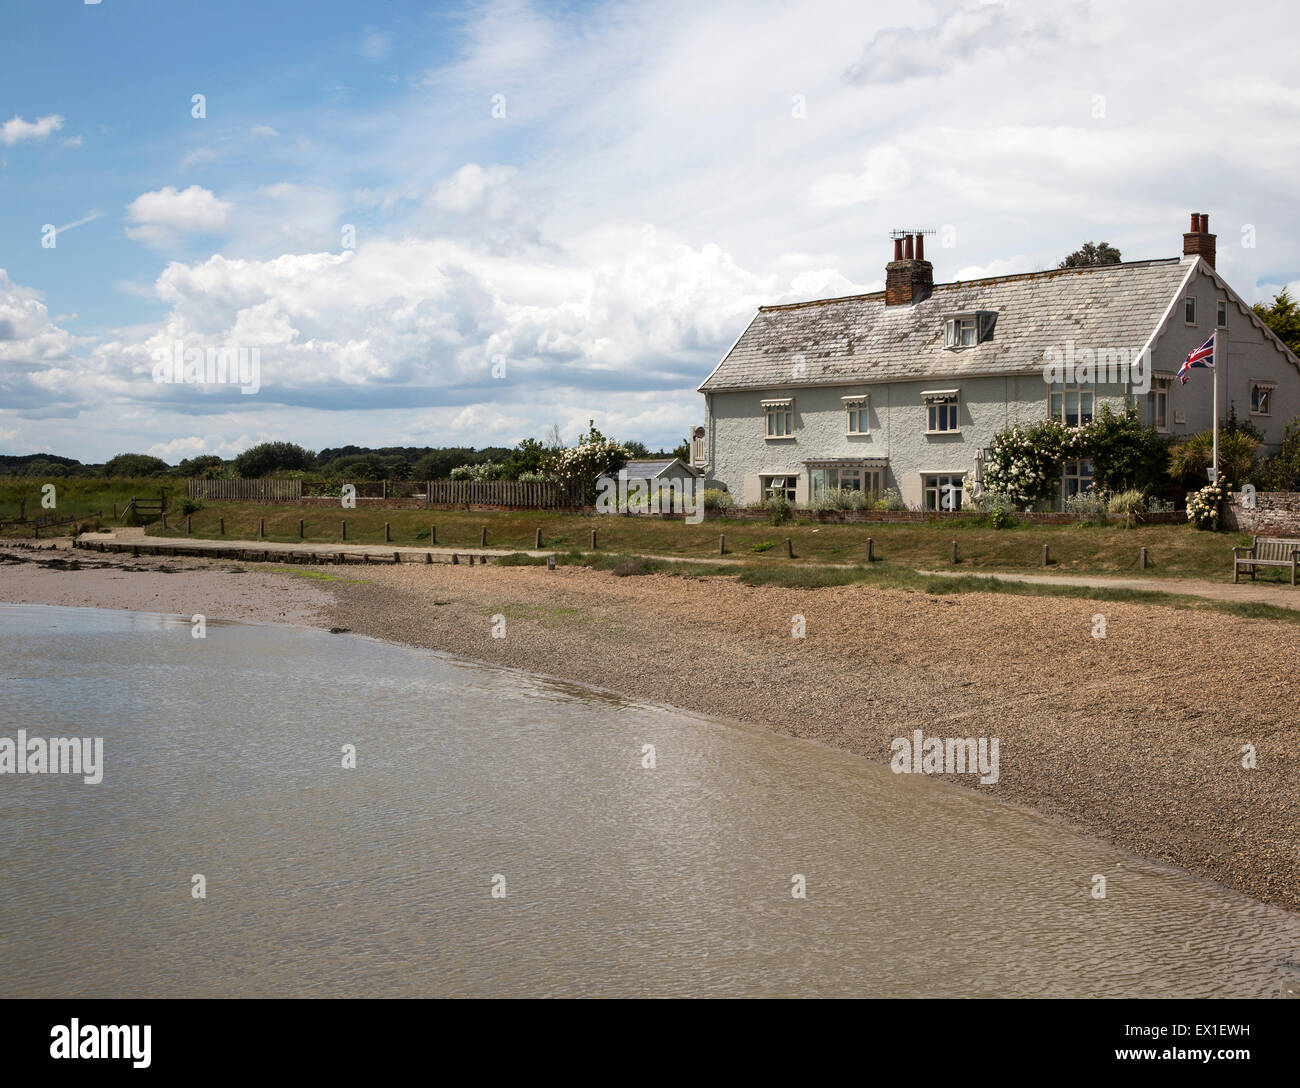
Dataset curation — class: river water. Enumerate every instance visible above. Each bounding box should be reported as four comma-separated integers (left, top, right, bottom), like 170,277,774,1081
1,602,1296,998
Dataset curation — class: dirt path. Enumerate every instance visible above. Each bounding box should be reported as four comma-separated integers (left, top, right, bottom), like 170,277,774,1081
917,569,1300,610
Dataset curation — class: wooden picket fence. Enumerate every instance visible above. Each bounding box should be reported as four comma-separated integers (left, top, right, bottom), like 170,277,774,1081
427,480,582,508
188,478,303,502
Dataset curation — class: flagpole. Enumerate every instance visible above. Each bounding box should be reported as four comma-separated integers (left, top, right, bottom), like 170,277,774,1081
1212,331,1219,484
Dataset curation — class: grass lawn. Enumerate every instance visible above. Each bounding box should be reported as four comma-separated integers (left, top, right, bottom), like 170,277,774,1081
2,476,1291,585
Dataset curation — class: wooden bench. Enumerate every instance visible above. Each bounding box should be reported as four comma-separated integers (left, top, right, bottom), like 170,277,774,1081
1233,536,1300,586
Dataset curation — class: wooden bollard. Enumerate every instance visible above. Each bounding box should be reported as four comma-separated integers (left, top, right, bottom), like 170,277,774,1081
1140,547,1148,570
341,520,347,541
866,537,875,562
719,533,726,555
162,513,168,529
452,553,459,565
298,519,304,539
430,525,436,545
1042,544,1050,567
393,551,401,564
219,517,225,535
784,538,793,558
259,517,265,537
469,553,476,566
425,552,432,564
951,540,958,563
480,526,487,547
590,528,597,549
535,528,542,548
547,555,556,571
385,522,391,542
186,515,191,534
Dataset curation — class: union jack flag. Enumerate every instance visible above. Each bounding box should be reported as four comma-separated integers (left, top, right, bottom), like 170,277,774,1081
1179,332,1216,384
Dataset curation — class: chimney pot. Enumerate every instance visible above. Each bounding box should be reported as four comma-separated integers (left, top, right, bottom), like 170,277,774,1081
904,234,914,259
1190,212,1199,232
915,233,925,260
893,237,903,260
1200,212,1209,232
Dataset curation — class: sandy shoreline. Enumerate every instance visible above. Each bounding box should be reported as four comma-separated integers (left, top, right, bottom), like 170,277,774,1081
5,541,1297,914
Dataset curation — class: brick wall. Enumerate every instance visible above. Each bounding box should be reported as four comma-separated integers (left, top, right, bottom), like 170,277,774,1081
1225,491,1300,535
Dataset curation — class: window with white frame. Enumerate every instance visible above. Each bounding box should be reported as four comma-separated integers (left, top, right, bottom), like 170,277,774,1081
844,395,869,435
1217,300,1227,327
763,398,794,438
1251,383,1274,416
1062,459,1095,505
924,390,960,433
809,463,883,497
923,473,964,511
1048,382,1095,427
943,311,995,349
1148,379,1170,432
760,475,797,502
1185,296,1196,323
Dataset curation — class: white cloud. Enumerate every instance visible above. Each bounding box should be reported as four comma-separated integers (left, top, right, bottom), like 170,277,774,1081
1,114,65,145
125,185,232,246
359,28,393,62
62,134,83,148
250,125,279,139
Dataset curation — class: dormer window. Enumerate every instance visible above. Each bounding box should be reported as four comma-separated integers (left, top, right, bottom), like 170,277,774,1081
944,311,995,349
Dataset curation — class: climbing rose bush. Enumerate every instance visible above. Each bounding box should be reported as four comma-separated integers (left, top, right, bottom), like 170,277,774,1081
982,420,1082,507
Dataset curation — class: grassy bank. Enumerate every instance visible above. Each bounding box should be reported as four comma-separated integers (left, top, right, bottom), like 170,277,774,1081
3,475,1282,584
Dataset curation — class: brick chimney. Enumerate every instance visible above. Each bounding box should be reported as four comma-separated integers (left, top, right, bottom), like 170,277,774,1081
885,233,933,306
1182,212,1216,268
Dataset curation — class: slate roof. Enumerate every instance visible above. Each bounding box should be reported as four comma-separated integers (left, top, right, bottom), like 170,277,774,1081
699,258,1192,392
623,458,698,478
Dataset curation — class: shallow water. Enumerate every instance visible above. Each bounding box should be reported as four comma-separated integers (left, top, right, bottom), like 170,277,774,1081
1,602,1296,997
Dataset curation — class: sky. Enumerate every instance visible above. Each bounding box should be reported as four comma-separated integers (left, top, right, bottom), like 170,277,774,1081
3,0,1300,464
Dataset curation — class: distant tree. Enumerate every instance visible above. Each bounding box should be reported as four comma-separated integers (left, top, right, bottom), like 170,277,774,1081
1059,241,1122,269
622,439,650,458
1260,418,1300,491
174,454,228,479
234,441,316,478
104,453,171,477
21,458,68,477
1252,287,1300,356
500,438,549,480
324,453,387,481
671,439,691,462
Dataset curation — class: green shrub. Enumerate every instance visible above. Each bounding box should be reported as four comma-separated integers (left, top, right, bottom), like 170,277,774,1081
702,488,734,511
762,494,790,525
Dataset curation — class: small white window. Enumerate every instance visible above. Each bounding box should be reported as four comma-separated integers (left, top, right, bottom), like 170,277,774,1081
1048,382,1095,427
1185,296,1196,324
763,399,794,438
1217,300,1227,327
843,395,869,435
1251,383,1274,416
1149,380,1169,432
944,316,977,348
761,475,797,502
924,390,960,433
923,473,964,511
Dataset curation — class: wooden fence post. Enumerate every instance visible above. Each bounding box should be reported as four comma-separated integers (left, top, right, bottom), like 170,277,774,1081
219,517,224,535
535,528,542,548
186,515,191,534
866,538,874,563
259,517,265,538
784,538,793,558
951,540,958,563
1140,547,1148,571
590,529,597,549
385,522,391,543
1042,544,1050,567
430,525,436,545
341,520,347,541
480,526,487,547
298,519,304,539
719,533,726,555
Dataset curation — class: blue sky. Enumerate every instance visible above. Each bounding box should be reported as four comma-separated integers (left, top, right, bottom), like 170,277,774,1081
3,0,1300,463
